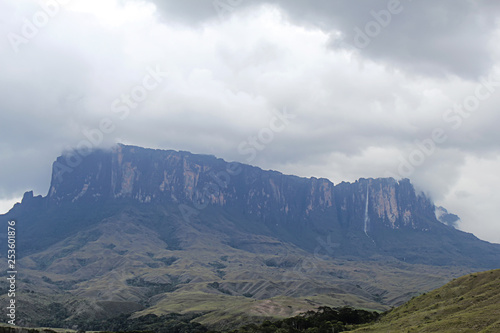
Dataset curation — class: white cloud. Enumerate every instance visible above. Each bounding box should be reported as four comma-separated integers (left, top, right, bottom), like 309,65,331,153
1,0,500,243
0,197,22,215
440,155,500,244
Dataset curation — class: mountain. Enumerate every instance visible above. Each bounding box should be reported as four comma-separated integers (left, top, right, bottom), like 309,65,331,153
9,144,500,266
351,269,500,332
1,144,499,329
2,269,497,332
435,206,461,228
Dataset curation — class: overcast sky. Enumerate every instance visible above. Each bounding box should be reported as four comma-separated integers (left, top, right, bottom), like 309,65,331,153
1,0,500,243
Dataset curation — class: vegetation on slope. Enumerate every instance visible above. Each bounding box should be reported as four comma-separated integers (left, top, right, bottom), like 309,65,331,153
351,269,500,332
226,306,379,332
3,267,499,333
1,306,379,333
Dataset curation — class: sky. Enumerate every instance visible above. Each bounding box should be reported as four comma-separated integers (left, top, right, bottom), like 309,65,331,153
1,0,500,243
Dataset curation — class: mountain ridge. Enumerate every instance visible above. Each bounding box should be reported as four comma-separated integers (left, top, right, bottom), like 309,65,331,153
1,144,499,329
7,144,498,267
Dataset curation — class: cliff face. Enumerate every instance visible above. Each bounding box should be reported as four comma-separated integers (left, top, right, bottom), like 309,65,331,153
5,144,499,268
2,145,499,329
335,178,436,233
46,144,436,233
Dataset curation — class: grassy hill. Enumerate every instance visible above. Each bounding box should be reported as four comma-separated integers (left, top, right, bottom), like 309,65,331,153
2,270,499,332
2,146,500,329
0,206,471,330
351,269,500,333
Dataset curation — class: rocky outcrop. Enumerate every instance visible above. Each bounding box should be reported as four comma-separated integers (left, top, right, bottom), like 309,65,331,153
335,178,436,232
435,206,460,228
45,145,437,234
3,146,500,331
3,144,500,269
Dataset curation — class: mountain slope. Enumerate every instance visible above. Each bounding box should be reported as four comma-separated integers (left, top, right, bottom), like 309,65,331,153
0,203,467,328
6,144,500,268
352,269,500,333
0,144,499,329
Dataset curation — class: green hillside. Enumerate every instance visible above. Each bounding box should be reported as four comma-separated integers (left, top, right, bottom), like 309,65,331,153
2,270,499,332
351,269,500,333
0,205,470,330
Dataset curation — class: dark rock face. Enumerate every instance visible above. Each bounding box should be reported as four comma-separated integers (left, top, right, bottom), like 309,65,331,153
48,145,335,217
47,145,434,231
436,206,460,228
3,144,500,268
335,178,436,233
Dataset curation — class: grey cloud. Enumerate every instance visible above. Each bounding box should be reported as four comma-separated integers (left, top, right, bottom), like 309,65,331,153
146,0,219,24
1,0,500,242
146,0,498,79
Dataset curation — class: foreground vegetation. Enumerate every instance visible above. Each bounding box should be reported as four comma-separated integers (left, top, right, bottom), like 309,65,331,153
226,306,379,332
0,306,379,333
351,269,500,332
2,269,499,333
42,313,207,333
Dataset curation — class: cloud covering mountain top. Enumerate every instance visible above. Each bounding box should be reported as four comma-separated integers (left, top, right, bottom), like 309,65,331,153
1,0,500,243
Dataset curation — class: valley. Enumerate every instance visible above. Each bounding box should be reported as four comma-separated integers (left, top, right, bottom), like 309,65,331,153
1,145,499,331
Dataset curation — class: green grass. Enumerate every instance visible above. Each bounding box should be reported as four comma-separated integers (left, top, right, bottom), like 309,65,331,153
2,205,478,330
4,269,499,332
350,269,500,332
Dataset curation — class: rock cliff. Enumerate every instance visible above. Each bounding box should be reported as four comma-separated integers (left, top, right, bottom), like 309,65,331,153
3,144,500,268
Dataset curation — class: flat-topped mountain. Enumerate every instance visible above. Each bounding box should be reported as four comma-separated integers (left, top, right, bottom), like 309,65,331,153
7,144,499,267
1,144,499,329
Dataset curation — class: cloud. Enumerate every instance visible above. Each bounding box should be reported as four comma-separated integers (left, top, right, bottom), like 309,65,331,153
441,155,500,244
1,0,500,242
146,0,499,79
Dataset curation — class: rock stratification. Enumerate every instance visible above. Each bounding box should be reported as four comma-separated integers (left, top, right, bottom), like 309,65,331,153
4,144,500,268
48,145,435,232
